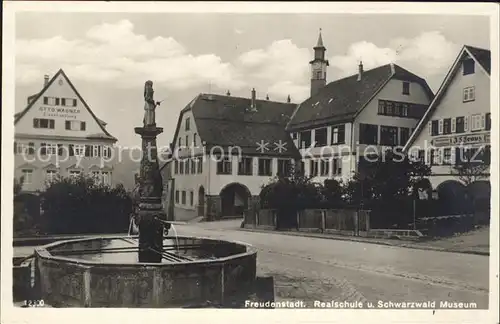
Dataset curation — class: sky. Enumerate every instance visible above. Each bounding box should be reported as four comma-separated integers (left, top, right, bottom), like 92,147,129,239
14,12,490,148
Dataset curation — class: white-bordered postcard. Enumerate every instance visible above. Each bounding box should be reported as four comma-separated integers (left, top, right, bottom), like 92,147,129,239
2,2,499,324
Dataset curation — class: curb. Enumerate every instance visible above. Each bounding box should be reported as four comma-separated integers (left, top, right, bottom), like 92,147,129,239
239,228,489,256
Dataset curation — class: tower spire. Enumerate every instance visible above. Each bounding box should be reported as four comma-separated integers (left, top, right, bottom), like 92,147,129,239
315,28,324,48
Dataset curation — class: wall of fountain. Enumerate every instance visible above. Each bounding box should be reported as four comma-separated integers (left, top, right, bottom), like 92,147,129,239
34,236,257,307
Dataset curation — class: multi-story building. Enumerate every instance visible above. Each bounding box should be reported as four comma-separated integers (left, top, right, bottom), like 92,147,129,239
404,45,491,192
14,69,118,193
286,31,435,183
168,90,299,221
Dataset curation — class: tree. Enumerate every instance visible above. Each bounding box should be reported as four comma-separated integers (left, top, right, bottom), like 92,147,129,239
259,163,322,229
451,146,490,186
40,174,133,234
14,176,24,196
321,178,345,207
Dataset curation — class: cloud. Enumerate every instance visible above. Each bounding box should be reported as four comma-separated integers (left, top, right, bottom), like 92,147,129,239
330,31,460,82
234,28,244,35
237,39,311,101
16,19,245,91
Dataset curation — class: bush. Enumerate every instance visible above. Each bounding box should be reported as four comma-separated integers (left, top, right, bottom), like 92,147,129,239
40,175,133,234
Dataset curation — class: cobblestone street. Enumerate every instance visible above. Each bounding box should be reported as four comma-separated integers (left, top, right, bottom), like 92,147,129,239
172,220,489,308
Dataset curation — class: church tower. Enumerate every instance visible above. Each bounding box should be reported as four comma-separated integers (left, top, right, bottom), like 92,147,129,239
309,29,329,97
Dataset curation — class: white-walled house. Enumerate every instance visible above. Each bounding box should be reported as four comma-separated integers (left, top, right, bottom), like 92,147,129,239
404,45,491,192
168,90,299,221
14,69,118,193
286,32,434,184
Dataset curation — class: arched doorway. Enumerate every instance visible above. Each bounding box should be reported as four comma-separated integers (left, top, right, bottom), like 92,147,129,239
198,186,205,217
436,180,468,215
219,183,251,218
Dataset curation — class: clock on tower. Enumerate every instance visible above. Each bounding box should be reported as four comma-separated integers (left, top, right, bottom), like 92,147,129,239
309,29,329,97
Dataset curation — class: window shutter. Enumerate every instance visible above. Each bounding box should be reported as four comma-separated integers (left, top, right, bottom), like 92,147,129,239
438,119,444,134
40,143,46,155
481,114,486,130
73,99,77,107
464,116,469,132
69,144,74,156
61,98,66,106
58,144,63,156
50,120,55,129
65,121,71,130
428,122,432,135
81,122,86,131
55,98,60,106
451,118,456,133
85,145,91,157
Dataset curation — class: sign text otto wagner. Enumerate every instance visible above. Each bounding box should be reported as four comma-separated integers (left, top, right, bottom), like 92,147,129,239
39,106,81,119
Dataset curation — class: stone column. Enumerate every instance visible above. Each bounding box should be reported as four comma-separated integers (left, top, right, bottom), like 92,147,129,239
135,126,166,263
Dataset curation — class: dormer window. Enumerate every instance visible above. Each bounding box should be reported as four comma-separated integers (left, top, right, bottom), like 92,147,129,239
463,59,475,75
402,82,410,95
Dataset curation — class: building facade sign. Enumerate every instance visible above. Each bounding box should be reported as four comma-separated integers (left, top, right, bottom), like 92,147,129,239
432,133,490,147
39,106,81,119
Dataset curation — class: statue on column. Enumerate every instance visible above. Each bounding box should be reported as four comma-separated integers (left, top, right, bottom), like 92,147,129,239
143,80,160,127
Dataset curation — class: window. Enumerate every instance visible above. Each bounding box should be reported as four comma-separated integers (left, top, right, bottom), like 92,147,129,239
185,117,190,131
41,143,57,156
418,150,425,163
277,159,291,177
69,170,81,178
386,101,393,115
217,157,232,175
21,169,33,184
185,135,189,148
431,149,441,165
197,158,203,174
463,59,475,75
309,160,318,177
193,133,197,147
190,159,196,174
92,171,101,183
320,159,329,176
184,160,189,174
455,117,465,133
299,130,312,148
332,158,342,176
443,118,452,135
331,124,345,144
238,157,253,176
33,118,55,129
61,98,77,107
316,71,322,79
431,120,439,136
359,124,378,145
402,82,410,95
443,148,452,165
485,113,491,131
178,137,182,149
65,120,85,131
102,146,111,158
42,97,59,106
175,190,180,203
380,126,398,146
179,159,184,174
92,145,100,157
190,191,194,206
181,191,186,205
72,145,85,157
378,101,385,114
315,128,327,147
46,170,58,182
471,114,482,131
400,127,410,146
15,142,35,155
402,104,409,117
463,87,475,102
174,160,179,174
394,102,401,116
258,158,272,176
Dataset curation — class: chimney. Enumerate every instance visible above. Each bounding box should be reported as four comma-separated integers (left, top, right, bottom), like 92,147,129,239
287,95,291,103
357,61,363,81
251,88,256,109
44,74,50,86
226,90,231,96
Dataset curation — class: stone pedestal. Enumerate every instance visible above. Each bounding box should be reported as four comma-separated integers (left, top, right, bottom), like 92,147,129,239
135,126,166,263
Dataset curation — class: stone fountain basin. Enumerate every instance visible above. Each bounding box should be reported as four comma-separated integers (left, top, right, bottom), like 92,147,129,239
34,235,257,307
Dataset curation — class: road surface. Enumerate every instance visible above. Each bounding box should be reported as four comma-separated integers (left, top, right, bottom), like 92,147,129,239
171,220,489,308
13,219,489,308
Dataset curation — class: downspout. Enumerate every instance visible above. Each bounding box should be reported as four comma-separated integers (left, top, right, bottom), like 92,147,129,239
206,143,211,220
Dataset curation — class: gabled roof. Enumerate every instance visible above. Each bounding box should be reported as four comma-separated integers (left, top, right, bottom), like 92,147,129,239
14,69,116,141
171,93,300,157
287,63,434,131
404,45,491,151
